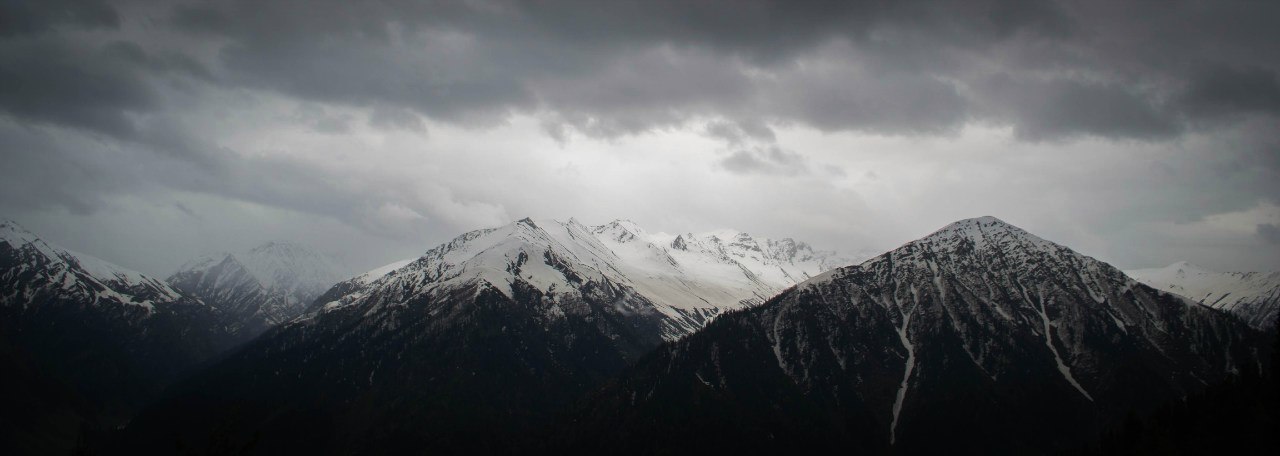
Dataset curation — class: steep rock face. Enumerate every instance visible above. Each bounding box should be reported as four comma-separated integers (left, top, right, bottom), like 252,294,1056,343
566,217,1264,455
1128,261,1279,329
167,241,343,337
0,221,234,455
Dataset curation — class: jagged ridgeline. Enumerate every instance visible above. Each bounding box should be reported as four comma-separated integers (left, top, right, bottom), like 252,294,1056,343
1128,261,1280,329
167,241,346,339
113,217,851,454
0,221,237,455
562,217,1267,455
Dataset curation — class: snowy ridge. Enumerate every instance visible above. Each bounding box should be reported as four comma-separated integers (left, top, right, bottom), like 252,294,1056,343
238,241,344,298
1127,261,1280,328
1,219,184,310
582,216,1261,453
168,241,344,334
355,258,415,285
318,217,854,339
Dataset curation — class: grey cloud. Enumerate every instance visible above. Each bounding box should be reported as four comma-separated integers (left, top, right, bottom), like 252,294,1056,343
1180,65,1280,119
705,119,776,146
0,0,119,37
776,64,969,135
369,106,426,133
720,146,808,176
147,0,1221,141
0,0,1228,144
0,37,157,139
535,47,756,138
0,0,1270,144
172,201,201,220
0,117,424,241
292,104,353,134
2,0,1280,274
0,123,117,214
980,75,1181,141
1259,224,1280,245
101,40,214,81
219,36,533,126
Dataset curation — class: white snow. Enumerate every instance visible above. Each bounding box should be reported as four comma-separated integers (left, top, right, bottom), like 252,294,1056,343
1127,261,1279,327
170,241,346,324
238,241,344,297
772,302,792,375
889,297,917,445
352,258,416,285
1,219,184,310
1024,283,1094,402
326,217,859,339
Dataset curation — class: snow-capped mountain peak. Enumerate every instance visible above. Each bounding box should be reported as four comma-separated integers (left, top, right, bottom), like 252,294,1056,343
356,258,416,285
592,219,647,243
240,240,343,293
571,216,1262,454
916,215,1057,253
167,240,345,335
317,217,856,339
1,220,242,449
1,219,52,253
1,219,183,310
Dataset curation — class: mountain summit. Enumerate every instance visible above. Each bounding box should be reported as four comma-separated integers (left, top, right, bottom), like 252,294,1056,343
0,220,235,454
565,216,1262,454
317,217,853,339
119,217,852,453
167,240,344,336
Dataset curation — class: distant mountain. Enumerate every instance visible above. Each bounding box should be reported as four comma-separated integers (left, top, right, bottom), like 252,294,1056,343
1128,261,1279,329
167,241,344,337
0,220,235,455
117,217,853,454
563,217,1265,455
307,258,415,313
314,218,853,340
591,219,853,338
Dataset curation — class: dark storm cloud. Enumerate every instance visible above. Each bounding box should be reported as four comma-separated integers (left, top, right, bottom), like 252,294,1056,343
140,0,1275,142
776,65,969,135
1,0,1279,272
1180,65,1280,119
5,0,1277,145
978,75,1181,141
0,37,157,139
0,0,119,37
145,0,1070,137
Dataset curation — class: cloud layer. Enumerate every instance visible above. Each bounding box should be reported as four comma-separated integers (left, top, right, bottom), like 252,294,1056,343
0,0,1276,274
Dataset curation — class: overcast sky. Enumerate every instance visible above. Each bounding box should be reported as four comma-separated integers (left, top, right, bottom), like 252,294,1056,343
2,0,1278,277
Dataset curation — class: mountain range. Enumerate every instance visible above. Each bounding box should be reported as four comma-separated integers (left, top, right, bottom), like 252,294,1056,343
166,242,345,338
564,217,1265,454
0,216,1272,455
1128,261,1279,329
115,217,854,453
114,217,1267,455
0,221,236,454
